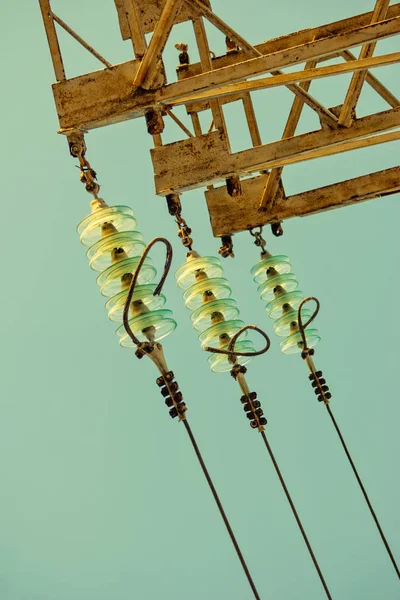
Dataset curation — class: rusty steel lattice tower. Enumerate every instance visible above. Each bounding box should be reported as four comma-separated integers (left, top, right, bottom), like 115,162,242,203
39,0,400,239
38,1,400,597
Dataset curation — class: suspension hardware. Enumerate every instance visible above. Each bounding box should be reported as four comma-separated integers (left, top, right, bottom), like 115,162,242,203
226,175,242,197
175,42,190,65
145,109,165,135
218,235,235,259
250,227,267,254
271,222,284,237
166,193,193,249
67,130,100,198
166,193,182,216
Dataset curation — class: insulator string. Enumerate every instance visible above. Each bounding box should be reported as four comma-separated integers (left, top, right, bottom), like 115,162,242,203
325,405,400,579
183,419,262,600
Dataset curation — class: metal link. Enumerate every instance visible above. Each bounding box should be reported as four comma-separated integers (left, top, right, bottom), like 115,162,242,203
249,227,267,253
67,131,100,198
218,235,235,258
166,193,193,250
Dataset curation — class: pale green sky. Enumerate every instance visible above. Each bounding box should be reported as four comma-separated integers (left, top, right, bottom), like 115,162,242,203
0,1,399,598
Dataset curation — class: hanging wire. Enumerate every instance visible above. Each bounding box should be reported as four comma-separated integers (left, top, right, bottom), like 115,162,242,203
259,430,332,599
298,298,400,579
182,419,261,600
206,325,333,599
123,239,262,599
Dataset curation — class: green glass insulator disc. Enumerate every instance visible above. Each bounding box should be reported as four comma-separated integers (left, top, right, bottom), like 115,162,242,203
183,277,232,310
208,340,255,373
280,328,321,355
106,284,166,322
77,206,136,246
199,319,246,348
87,231,145,271
175,256,223,290
191,298,240,331
251,254,291,283
266,290,304,320
258,273,299,302
273,309,312,337
97,257,157,297
117,309,177,347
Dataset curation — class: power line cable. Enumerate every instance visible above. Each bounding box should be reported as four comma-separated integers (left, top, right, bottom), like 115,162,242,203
184,419,262,599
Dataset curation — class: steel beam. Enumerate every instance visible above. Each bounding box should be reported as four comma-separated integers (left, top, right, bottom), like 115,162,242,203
53,16,400,131
178,4,400,78
151,107,400,193
205,166,400,236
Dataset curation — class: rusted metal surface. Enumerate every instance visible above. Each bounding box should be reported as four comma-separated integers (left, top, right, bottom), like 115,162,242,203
259,60,317,211
338,0,391,127
115,0,210,35
151,130,229,193
151,108,400,194
167,52,400,107
52,60,165,131
38,0,65,81
40,0,400,240
51,17,400,132
115,0,147,57
206,167,400,236
339,49,399,108
133,0,183,90
179,4,400,78
114,0,132,40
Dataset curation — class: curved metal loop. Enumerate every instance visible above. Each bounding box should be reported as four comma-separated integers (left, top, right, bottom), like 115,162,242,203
123,237,173,348
297,296,320,350
204,325,271,362
249,226,263,238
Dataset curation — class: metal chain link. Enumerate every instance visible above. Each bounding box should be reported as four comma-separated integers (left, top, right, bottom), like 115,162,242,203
68,133,100,198
249,227,267,253
166,193,193,250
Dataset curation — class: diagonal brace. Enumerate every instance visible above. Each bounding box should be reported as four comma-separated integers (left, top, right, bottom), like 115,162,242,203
184,0,338,127
52,12,112,68
339,0,391,126
133,0,183,90
259,60,317,211
340,49,399,108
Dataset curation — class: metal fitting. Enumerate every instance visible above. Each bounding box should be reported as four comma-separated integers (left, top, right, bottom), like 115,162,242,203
66,130,87,159
175,42,190,65
230,364,247,379
166,193,182,217
308,369,332,404
271,222,284,237
145,109,165,135
156,374,187,420
240,391,267,430
218,235,235,259
225,36,239,53
226,175,242,197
